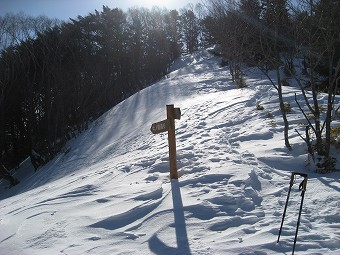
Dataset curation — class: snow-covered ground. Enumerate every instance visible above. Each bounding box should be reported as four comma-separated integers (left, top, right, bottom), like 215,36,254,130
1,50,339,255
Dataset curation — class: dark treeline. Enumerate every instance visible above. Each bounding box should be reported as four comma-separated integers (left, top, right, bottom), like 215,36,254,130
0,5,207,171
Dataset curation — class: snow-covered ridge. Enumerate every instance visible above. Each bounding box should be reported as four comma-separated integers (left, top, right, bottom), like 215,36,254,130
1,50,339,254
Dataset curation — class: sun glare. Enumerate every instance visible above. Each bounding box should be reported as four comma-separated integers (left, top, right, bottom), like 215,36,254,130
129,0,190,10
138,0,172,8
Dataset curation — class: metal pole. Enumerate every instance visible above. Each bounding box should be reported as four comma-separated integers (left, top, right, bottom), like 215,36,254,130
292,177,308,255
277,172,295,243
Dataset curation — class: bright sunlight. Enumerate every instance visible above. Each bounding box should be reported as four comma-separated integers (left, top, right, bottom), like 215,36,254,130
133,0,177,9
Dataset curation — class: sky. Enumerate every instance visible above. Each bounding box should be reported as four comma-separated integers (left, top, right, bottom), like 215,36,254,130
1,0,203,20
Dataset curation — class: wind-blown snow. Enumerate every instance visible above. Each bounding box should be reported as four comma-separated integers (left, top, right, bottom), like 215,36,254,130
1,50,339,255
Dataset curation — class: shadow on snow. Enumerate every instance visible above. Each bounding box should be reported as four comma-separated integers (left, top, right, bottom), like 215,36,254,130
149,180,191,255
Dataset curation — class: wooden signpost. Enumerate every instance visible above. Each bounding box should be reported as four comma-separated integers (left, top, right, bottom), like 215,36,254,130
150,119,170,134
151,104,181,179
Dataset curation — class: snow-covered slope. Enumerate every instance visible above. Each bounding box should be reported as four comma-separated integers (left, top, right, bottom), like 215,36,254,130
1,50,339,255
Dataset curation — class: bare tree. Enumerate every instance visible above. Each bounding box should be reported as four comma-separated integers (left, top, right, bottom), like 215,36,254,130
204,0,293,149
292,0,340,169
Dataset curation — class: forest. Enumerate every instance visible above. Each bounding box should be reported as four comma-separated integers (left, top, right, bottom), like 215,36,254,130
0,0,339,175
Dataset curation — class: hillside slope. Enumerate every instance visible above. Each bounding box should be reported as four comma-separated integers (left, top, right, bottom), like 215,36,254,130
1,50,339,255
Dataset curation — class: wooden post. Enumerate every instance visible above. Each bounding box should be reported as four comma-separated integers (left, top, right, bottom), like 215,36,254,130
167,104,178,179
151,104,180,179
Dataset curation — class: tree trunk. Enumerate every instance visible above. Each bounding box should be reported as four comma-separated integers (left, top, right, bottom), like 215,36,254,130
276,67,292,150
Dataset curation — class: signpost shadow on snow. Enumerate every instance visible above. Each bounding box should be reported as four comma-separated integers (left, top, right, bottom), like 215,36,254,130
171,180,191,254
149,180,191,255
